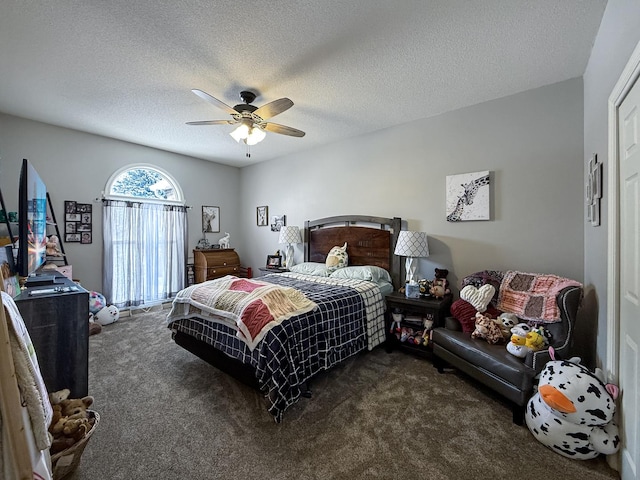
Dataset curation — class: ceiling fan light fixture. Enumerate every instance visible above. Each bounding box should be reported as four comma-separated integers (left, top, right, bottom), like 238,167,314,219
245,126,266,146
189,89,304,154
230,122,250,143
230,121,266,146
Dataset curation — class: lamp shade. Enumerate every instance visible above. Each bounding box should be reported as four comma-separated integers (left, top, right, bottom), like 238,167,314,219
394,231,429,258
278,226,301,269
278,226,302,245
394,231,429,290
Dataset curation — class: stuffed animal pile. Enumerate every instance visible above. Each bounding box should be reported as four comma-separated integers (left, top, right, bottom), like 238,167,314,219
48,389,96,454
506,323,548,358
88,291,120,327
525,347,620,459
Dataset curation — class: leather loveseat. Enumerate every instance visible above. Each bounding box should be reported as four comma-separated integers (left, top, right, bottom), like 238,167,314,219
431,271,583,424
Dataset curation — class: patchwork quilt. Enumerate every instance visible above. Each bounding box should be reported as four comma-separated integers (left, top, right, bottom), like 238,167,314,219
167,276,317,350
497,271,582,323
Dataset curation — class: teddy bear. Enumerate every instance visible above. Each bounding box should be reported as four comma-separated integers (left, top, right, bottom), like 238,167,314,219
45,235,63,256
48,389,95,454
471,312,504,344
429,268,451,298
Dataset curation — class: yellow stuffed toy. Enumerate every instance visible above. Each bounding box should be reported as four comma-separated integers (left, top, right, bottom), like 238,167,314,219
525,329,546,351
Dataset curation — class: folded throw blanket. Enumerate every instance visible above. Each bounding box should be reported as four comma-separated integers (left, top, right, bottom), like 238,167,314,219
168,276,317,350
497,271,581,323
2,291,52,451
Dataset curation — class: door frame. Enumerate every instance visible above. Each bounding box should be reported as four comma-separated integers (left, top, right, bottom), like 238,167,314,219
607,39,640,381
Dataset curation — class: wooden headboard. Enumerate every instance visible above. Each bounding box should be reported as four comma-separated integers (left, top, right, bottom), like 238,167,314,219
304,215,402,289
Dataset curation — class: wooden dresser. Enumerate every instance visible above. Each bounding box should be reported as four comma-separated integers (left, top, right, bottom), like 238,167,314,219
193,248,241,283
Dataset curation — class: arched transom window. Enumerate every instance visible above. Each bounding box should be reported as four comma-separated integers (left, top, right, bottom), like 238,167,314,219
105,164,184,204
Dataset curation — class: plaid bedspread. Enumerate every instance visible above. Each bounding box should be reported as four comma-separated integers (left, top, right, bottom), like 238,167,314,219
166,272,386,422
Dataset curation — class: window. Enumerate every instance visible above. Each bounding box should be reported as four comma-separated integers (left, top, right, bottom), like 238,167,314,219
103,164,187,308
106,164,184,203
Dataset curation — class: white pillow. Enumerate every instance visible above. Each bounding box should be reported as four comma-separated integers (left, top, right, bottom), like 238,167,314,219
289,262,330,277
329,265,392,283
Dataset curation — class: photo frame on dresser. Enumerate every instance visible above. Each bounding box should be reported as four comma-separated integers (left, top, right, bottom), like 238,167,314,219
266,254,282,268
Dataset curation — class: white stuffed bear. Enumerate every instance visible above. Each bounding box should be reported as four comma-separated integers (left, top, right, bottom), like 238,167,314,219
525,347,620,459
94,305,120,326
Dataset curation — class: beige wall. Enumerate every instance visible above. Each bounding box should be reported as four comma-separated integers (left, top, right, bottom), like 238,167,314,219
0,113,241,292
240,79,585,292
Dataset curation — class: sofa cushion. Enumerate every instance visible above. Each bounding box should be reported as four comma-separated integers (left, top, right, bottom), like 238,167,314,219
460,284,495,312
431,328,536,390
461,270,504,304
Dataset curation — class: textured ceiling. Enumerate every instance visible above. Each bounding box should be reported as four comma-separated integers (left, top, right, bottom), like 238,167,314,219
0,0,606,167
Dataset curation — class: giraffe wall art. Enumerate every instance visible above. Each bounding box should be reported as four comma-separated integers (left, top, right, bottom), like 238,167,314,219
446,171,490,222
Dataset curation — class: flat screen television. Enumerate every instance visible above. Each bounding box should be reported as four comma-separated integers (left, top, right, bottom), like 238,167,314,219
17,158,49,279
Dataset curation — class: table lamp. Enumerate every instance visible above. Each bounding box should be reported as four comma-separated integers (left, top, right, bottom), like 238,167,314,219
394,231,430,297
278,226,302,269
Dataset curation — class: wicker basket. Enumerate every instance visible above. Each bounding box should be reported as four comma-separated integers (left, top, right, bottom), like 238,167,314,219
51,410,100,480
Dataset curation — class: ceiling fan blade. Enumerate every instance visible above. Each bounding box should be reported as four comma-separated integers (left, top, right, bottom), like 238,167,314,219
253,98,294,120
191,89,238,115
263,122,306,137
186,120,236,126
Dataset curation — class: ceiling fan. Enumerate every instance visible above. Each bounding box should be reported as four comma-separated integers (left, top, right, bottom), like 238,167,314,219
187,89,305,155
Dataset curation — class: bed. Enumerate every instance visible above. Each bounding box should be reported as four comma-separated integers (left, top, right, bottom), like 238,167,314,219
167,215,402,422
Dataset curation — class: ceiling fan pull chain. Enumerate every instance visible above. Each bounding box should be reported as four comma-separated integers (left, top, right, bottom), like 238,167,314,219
246,144,251,158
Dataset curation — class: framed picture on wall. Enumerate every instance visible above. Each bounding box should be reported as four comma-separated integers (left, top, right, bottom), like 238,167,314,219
270,215,286,232
202,206,220,233
445,171,491,222
257,206,268,226
65,201,92,242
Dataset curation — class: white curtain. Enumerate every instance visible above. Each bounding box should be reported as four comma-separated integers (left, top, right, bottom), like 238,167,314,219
102,200,187,308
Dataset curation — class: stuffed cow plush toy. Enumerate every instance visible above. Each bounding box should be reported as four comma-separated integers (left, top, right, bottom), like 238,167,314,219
525,347,620,459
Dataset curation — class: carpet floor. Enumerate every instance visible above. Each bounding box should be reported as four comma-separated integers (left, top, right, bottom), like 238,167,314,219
67,310,619,480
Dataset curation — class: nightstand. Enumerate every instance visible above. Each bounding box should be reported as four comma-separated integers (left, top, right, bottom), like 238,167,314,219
385,292,452,358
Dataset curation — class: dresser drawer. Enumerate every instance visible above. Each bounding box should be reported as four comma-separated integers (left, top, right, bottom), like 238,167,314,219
206,265,239,277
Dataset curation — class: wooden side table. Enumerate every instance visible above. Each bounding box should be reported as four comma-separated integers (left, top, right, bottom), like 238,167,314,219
385,292,452,358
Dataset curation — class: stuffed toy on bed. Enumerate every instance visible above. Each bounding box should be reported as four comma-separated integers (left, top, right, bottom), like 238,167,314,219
525,347,620,460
